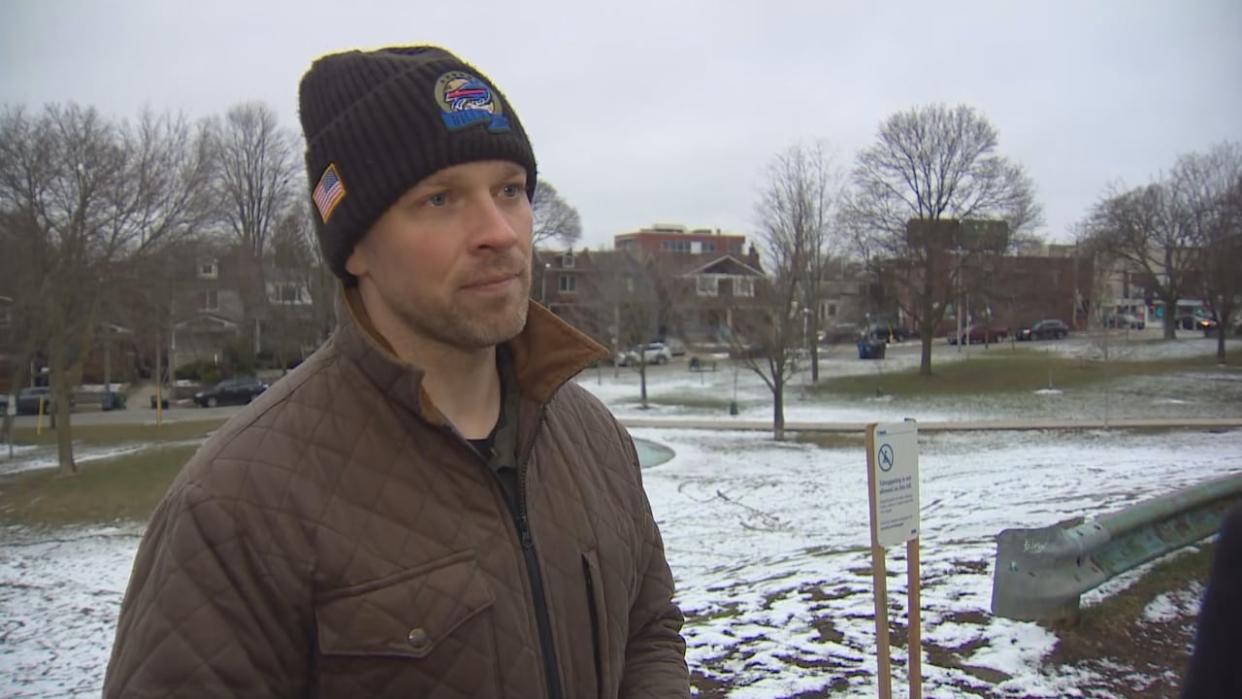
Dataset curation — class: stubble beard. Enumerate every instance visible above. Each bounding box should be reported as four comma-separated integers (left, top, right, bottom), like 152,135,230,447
396,270,531,351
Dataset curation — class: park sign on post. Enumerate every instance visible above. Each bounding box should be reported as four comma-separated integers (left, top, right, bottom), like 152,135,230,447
865,421,922,699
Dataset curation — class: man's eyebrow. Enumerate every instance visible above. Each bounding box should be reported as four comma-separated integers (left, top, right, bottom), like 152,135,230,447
413,164,527,191
497,163,526,179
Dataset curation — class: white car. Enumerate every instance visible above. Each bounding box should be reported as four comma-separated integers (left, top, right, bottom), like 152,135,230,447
616,342,672,366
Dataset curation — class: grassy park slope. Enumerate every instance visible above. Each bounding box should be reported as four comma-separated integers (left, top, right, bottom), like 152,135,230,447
10,419,226,447
0,420,223,526
1044,544,1216,698
812,349,1241,398
0,445,197,525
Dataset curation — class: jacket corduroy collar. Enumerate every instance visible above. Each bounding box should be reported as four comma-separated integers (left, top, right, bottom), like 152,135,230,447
334,287,608,426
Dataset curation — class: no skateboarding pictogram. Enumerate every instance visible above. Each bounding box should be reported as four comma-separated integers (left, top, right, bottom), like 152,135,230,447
878,443,895,472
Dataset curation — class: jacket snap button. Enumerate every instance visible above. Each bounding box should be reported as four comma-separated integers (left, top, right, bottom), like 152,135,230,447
407,627,431,652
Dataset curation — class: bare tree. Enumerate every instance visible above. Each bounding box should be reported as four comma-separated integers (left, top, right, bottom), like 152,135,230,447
266,203,335,368
0,104,213,474
210,102,300,351
1081,180,1197,340
531,180,582,248
733,145,838,440
1173,142,1242,360
0,210,50,444
593,250,663,408
767,142,841,383
846,104,1042,376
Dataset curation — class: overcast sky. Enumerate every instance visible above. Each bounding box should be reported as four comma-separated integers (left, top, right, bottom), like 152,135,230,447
3,0,1239,250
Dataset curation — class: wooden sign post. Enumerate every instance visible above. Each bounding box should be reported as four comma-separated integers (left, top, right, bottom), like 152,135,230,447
866,421,922,699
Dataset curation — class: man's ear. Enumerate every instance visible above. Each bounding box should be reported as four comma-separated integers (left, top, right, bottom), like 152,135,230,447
344,244,367,278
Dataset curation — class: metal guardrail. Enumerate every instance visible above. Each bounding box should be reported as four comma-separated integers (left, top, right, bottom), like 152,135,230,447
990,473,1242,621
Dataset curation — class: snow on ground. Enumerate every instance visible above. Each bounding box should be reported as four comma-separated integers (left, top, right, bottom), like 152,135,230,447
636,427,1242,697
1142,582,1205,625
0,525,141,698
0,444,152,477
583,335,1242,425
0,335,1238,696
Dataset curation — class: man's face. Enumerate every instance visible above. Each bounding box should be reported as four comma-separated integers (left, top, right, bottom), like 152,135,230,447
345,160,534,352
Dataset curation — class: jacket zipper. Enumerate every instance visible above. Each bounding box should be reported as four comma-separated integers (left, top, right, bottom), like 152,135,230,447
457,404,563,699
582,556,603,698
514,405,564,699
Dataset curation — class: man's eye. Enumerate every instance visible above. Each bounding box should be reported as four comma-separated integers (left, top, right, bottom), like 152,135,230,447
500,184,523,198
426,192,448,207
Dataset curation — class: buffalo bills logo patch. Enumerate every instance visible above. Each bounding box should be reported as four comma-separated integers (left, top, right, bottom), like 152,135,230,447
434,71,512,133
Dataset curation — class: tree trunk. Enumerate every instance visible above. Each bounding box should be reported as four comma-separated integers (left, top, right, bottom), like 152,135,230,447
770,379,779,439
1218,308,1231,362
639,362,648,409
809,335,820,383
918,289,936,376
48,336,78,477
919,250,938,377
772,380,785,441
1163,295,1178,340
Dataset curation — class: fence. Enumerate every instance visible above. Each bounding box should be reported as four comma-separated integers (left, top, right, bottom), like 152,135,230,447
990,472,1242,621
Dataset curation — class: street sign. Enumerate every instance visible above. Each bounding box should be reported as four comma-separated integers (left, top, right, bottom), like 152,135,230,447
870,421,920,549
865,421,923,699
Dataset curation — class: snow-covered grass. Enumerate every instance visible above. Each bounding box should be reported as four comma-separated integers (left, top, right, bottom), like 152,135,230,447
0,334,1237,696
639,427,1240,697
0,443,155,477
584,335,1241,424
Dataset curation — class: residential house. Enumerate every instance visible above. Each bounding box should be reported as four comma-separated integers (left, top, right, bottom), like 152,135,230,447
613,224,767,345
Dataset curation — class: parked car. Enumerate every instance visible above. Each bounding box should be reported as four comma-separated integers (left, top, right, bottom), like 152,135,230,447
193,376,268,407
947,323,1009,345
1103,312,1144,329
16,387,55,415
663,338,688,357
1175,314,1217,333
819,323,860,345
1017,319,1069,341
863,322,911,344
615,342,672,367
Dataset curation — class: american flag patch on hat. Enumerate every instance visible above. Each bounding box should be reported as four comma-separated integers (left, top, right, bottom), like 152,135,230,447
313,163,347,222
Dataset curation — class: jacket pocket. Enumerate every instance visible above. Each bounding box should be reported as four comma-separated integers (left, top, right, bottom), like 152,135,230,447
314,551,498,696
583,549,613,698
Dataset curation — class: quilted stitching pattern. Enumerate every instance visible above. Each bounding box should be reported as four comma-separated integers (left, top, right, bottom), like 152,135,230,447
104,307,688,698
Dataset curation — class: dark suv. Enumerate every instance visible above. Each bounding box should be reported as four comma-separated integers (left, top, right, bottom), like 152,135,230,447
1018,319,1069,341
193,376,267,407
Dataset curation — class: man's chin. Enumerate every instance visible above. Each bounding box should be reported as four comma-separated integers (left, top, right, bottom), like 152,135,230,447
451,303,528,349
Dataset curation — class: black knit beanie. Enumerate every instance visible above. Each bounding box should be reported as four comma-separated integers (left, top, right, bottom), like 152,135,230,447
298,46,538,282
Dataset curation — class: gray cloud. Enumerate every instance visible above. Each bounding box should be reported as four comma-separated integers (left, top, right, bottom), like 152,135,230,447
4,0,1239,249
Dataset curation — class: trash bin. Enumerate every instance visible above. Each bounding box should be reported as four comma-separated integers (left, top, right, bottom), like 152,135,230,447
101,391,127,411
857,339,887,360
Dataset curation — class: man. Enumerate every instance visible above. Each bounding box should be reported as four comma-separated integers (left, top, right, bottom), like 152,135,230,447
105,46,689,698
1182,505,1242,698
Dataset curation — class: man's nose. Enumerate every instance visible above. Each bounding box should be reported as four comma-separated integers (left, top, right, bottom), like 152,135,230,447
466,195,520,250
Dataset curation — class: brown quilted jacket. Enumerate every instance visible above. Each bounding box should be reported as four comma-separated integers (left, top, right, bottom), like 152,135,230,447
104,295,688,698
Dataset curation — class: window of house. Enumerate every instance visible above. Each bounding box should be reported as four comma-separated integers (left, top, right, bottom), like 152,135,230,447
270,282,306,305
697,275,719,297
661,240,692,253
559,275,576,293
702,241,715,253
562,252,575,268
199,289,219,312
733,276,754,297
198,259,218,279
